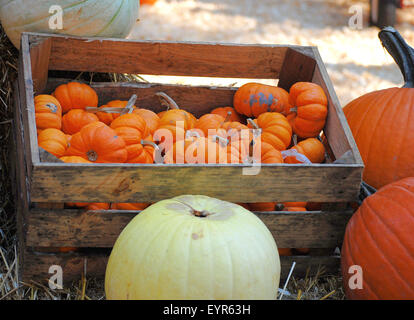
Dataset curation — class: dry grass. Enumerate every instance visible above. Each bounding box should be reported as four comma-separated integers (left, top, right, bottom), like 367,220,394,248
0,18,345,300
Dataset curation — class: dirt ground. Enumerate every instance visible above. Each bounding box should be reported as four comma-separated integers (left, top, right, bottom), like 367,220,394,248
131,0,414,107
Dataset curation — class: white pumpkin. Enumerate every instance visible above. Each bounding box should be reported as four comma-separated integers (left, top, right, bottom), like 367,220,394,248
0,0,139,48
105,195,281,300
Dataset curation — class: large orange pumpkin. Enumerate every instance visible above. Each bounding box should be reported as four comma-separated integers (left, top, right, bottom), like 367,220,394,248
65,121,128,163
53,82,98,113
344,27,414,189
233,83,291,118
341,177,414,300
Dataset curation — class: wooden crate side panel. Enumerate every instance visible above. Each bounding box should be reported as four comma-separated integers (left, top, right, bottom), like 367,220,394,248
21,250,340,285
45,79,238,118
311,48,363,165
42,34,292,78
19,34,40,166
277,48,316,91
30,163,362,203
29,37,51,94
12,82,31,283
26,209,352,248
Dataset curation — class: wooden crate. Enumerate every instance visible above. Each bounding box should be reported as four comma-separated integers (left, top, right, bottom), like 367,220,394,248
13,32,363,285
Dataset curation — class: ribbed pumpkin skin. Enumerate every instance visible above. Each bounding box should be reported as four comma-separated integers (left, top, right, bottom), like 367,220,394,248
0,0,139,48
233,83,290,118
343,87,414,189
105,195,280,300
341,177,414,300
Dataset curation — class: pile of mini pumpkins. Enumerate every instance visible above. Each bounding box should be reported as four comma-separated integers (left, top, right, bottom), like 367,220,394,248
35,80,329,256
36,81,328,166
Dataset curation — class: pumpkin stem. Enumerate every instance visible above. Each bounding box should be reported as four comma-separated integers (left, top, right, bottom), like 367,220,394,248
222,111,232,124
155,92,180,110
275,203,285,211
211,135,229,147
247,118,259,130
140,139,160,151
292,134,298,146
85,106,124,114
120,94,138,115
359,181,377,204
379,27,414,88
185,130,201,140
289,106,298,113
86,150,98,162
192,210,211,217
247,118,262,139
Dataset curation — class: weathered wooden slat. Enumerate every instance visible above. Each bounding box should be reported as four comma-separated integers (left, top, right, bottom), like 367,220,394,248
20,34,40,166
278,48,316,91
13,81,30,278
30,163,362,203
311,48,363,165
45,79,238,118
32,33,312,79
26,209,352,248
21,250,340,285
29,37,51,94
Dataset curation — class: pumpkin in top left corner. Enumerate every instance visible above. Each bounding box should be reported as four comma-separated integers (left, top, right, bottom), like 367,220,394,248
0,0,139,48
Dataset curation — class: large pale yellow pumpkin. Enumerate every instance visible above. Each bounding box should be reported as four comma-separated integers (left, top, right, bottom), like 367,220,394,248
0,0,139,48
105,195,280,300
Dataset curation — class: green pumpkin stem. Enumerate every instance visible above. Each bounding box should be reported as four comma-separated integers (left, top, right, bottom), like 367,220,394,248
379,27,414,88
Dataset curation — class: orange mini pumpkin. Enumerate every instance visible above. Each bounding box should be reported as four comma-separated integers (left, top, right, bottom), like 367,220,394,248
286,82,328,138
164,136,240,164
38,128,68,158
284,137,326,164
95,100,136,125
126,139,158,164
62,109,99,135
60,156,91,163
194,114,226,137
34,95,62,131
110,113,150,143
247,112,292,151
133,109,160,135
233,83,291,118
211,106,244,123
53,82,98,113
249,202,277,211
155,92,197,143
65,121,128,163
111,203,151,210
